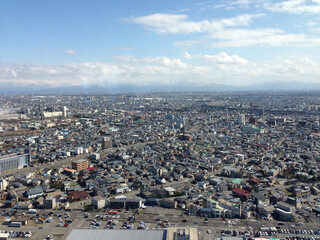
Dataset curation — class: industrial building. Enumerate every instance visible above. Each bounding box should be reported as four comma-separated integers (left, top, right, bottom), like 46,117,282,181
109,198,142,209
66,229,166,240
66,228,198,240
0,153,31,174
41,111,63,119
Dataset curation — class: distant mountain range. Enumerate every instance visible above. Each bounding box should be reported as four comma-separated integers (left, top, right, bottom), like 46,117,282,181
1,81,320,94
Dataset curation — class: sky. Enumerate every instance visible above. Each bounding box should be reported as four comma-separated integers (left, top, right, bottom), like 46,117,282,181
1,0,320,90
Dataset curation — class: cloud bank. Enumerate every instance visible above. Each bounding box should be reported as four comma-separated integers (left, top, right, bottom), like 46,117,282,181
1,53,320,88
130,13,320,47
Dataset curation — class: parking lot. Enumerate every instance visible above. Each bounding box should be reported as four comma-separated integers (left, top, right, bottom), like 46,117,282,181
7,230,32,238
1,207,320,240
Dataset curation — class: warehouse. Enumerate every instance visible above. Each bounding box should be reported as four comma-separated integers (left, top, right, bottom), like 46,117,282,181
0,153,30,174
66,229,166,240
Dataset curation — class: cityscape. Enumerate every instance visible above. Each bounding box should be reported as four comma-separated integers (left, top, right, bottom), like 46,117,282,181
0,92,319,240
1,0,320,240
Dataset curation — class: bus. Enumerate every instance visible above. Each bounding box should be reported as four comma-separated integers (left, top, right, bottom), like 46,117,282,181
9,222,22,227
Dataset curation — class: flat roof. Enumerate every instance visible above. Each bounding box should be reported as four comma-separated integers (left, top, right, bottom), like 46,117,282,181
66,229,166,240
166,227,198,240
164,187,176,192
222,237,245,240
73,159,88,163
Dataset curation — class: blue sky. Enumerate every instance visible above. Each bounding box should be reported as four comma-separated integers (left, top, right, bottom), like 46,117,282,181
1,0,320,89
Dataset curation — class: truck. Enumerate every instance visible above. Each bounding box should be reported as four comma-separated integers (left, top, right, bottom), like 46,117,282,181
27,209,37,214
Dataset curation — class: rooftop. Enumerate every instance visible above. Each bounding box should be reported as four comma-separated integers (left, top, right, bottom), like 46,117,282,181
73,159,88,163
66,229,166,240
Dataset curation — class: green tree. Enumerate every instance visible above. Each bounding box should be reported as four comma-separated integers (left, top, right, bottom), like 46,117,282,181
50,180,64,191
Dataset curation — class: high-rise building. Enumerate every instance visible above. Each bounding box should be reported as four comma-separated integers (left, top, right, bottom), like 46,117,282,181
237,114,245,125
63,106,68,118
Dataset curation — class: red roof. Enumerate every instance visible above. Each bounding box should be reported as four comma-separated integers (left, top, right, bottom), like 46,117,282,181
70,191,89,199
87,167,95,171
64,168,76,172
249,178,260,184
232,188,251,197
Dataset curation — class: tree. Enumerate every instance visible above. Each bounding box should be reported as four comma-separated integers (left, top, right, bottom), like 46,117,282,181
50,180,64,191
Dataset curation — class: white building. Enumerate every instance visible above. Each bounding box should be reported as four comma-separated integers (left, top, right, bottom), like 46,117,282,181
92,196,106,209
42,111,63,119
0,178,8,191
63,106,68,118
74,147,84,155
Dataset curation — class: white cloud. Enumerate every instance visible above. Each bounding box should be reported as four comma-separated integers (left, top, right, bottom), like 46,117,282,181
183,52,192,59
185,52,249,64
226,0,320,14
64,49,78,55
263,0,320,14
228,0,254,8
211,28,320,47
212,4,226,9
305,20,318,27
129,13,264,34
201,52,249,64
11,70,17,78
1,53,320,87
174,40,198,48
113,56,189,69
130,12,320,47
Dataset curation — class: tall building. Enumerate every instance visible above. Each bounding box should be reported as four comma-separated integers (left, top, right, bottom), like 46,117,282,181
63,106,68,118
102,137,112,149
72,159,88,171
237,114,245,125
